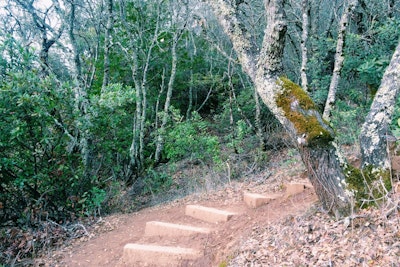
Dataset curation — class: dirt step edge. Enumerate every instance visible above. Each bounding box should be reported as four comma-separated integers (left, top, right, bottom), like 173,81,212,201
284,182,313,197
122,243,202,266
145,221,212,236
243,192,283,208
185,205,237,223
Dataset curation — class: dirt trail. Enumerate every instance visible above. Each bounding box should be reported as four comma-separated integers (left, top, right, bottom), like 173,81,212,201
49,176,317,267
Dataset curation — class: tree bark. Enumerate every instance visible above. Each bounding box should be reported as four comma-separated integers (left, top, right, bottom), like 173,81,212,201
207,0,352,217
129,49,142,172
360,41,400,169
101,0,114,92
253,83,265,151
68,0,94,182
155,31,179,163
300,0,309,92
323,0,358,121
117,0,162,172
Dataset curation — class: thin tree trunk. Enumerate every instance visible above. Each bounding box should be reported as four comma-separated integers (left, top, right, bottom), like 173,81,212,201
155,32,179,163
129,49,142,172
68,0,93,182
227,58,236,153
323,0,358,121
115,10,141,174
101,0,114,92
138,1,163,165
186,32,196,119
186,67,194,119
118,0,161,172
300,0,309,92
155,68,166,131
360,41,400,169
253,85,265,150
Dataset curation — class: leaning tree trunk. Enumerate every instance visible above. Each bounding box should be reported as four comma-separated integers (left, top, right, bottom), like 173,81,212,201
360,42,400,169
207,0,352,217
322,0,358,121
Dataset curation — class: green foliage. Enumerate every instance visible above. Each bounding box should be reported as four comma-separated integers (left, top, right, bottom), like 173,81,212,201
390,97,400,139
226,119,252,154
307,17,400,109
90,84,136,182
307,36,337,106
0,36,100,225
164,110,221,164
330,100,367,145
342,17,400,98
79,187,107,217
98,83,136,110
356,58,390,87
143,170,173,195
215,87,255,128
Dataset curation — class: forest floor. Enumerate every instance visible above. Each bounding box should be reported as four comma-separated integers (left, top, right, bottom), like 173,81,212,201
32,149,400,266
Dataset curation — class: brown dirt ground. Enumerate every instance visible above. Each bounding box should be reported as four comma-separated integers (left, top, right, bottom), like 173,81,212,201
36,147,399,267
43,158,317,267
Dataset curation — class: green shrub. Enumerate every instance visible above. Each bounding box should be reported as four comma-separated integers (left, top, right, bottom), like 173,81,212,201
164,111,221,164
226,119,252,153
143,170,173,195
331,100,366,145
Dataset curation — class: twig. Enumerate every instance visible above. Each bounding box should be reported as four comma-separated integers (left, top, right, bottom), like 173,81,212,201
68,223,89,238
46,219,67,231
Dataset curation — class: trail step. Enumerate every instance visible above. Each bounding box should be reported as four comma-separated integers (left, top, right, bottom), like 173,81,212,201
145,221,212,236
243,192,283,208
185,205,237,223
284,182,313,196
122,244,201,266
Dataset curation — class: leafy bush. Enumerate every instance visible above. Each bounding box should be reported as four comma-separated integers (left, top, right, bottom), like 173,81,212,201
164,110,221,164
342,17,400,100
79,187,107,217
91,83,135,182
331,101,367,145
142,170,173,195
226,119,253,154
0,37,102,226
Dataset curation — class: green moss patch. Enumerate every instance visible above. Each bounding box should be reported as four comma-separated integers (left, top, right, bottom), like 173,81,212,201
276,77,334,147
345,164,392,208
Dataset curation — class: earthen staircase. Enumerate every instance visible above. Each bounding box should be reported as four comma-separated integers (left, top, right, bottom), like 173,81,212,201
120,182,313,266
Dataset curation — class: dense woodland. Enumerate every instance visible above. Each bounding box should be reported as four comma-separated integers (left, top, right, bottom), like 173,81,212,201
0,0,400,263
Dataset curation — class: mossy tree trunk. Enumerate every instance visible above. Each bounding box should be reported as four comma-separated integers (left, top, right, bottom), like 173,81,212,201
207,0,353,217
360,42,400,169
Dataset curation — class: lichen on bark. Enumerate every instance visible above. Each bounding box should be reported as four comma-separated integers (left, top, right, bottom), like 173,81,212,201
276,77,334,147
344,164,392,208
